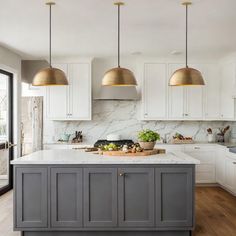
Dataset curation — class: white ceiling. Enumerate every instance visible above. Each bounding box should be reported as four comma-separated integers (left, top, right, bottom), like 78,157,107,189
0,0,236,59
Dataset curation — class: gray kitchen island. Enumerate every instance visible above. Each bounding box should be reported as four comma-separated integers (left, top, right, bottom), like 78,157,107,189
11,149,200,236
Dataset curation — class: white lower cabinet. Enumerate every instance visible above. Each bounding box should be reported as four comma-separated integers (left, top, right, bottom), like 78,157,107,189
184,145,216,183
224,156,236,193
215,147,226,185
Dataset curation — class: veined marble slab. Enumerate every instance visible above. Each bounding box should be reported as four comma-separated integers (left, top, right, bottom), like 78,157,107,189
11,149,200,165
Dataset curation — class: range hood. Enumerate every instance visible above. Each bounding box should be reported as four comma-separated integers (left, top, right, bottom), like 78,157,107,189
94,86,139,100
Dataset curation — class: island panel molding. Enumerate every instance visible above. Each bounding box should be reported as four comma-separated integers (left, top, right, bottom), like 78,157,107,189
12,149,197,236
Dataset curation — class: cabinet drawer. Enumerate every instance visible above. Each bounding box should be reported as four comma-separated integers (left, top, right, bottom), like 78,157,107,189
184,145,215,152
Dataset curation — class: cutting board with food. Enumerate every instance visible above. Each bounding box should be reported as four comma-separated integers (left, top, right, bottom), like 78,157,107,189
94,143,165,156
101,149,165,156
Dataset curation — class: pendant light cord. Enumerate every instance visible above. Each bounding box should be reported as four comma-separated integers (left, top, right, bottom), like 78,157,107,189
49,4,52,68
185,4,188,68
118,4,120,68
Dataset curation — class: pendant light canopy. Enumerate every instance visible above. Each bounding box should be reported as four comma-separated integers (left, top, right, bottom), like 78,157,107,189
102,2,137,86
32,2,68,86
169,1,205,86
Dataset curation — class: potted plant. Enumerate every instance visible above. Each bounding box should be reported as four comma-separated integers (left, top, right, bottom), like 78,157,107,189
138,129,160,150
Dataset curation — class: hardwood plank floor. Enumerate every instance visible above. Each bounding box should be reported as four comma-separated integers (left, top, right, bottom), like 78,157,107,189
0,191,19,236
0,187,236,236
193,187,236,236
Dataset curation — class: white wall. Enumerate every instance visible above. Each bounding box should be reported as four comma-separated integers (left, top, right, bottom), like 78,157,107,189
0,46,21,158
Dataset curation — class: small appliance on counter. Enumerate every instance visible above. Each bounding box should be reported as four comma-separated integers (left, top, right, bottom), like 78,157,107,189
94,139,134,148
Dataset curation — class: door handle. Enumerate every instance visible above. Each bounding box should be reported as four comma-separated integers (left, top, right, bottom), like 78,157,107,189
6,142,17,149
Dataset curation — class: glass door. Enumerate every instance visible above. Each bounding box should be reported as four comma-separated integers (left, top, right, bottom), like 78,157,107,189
0,69,14,195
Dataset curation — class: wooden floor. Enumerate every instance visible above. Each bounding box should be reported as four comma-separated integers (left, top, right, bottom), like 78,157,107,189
0,187,236,236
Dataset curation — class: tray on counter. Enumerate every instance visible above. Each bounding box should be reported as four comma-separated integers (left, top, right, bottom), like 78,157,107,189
100,148,166,156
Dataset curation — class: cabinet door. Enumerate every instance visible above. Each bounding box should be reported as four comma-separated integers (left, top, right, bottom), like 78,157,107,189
46,63,68,120
84,168,117,227
185,64,204,120
156,167,193,227
51,168,83,228
68,63,91,120
118,168,154,227
142,63,167,119
204,64,220,119
220,62,235,120
168,64,185,119
184,146,216,183
225,157,236,192
215,148,226,185
15,168,48,228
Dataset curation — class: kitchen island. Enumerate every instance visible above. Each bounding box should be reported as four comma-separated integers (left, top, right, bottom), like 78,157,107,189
11,149,200,236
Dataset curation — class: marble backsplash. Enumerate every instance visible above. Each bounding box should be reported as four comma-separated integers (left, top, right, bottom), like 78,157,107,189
44,101,235,145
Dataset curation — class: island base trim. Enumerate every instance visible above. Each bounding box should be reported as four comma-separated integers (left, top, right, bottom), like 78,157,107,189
22,231,191,236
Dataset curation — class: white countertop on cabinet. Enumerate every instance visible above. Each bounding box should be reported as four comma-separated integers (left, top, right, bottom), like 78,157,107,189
11,149,200,165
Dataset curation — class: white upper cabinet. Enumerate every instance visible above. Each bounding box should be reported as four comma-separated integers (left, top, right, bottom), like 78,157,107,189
185,64,204,120
168,64,203,120
46,62,91,120
203,64,220,119
219,62,236,120
46,63,68,120
68,63,91,120
168,64,185,119
142,63,167,119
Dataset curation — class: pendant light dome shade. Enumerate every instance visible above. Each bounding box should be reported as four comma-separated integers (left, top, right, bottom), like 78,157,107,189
32,2,69,86
169,67,205,86
102,67,137,86
102,2,137,86
32,67,68,86
169,1,205,86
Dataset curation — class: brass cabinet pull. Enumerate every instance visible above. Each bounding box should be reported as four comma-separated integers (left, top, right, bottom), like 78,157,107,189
119,173,124,177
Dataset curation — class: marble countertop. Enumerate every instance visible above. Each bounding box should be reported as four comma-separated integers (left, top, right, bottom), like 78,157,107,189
11,149,200,165
44,142,236,148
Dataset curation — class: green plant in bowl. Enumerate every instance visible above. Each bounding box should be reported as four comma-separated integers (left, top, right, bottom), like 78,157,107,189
138,129,160,150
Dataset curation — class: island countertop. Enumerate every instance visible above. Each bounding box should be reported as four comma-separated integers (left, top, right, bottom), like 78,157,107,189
11,149,200,165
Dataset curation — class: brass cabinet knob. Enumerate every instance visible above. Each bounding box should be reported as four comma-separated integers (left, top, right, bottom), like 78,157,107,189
119,173,124,177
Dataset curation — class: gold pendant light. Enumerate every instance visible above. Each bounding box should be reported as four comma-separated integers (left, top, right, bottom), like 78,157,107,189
32,2,68,86
102,2,137,86
169,1,205,86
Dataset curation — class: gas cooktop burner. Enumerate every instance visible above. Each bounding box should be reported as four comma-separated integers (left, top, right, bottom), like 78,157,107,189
94,139,134,148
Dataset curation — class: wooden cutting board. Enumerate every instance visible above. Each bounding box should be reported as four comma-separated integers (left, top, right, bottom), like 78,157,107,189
101,149,165,156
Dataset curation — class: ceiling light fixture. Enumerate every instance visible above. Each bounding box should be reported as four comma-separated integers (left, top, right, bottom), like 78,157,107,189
169,1,205,86
32,1,68,86
102,2,137,86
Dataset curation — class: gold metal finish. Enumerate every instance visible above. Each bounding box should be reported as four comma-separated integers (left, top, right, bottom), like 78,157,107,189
114,2,125,6
102,1,137,86
182,1,192,6
32,67,68,86
33,1,69,86
46,2,55,5
119,173,124,176
102,67,137,86
169,67,205,86
169,1,205,86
